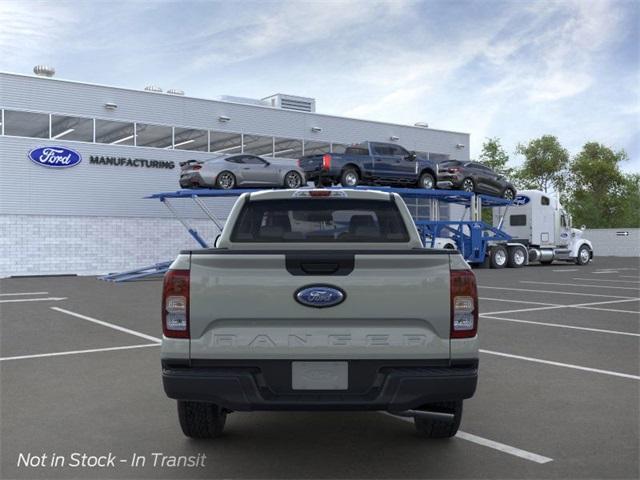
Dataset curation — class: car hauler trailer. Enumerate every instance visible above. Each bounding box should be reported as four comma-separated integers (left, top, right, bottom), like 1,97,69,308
100,186,593,281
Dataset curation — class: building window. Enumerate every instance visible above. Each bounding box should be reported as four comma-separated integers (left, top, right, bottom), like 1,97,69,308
51,114,93,142
303,140,331,156
173,127,208,151
210,131,243,154
273,137,303,159
3,110,49,138
95,119,135,145
243,134,274,156
135,123,173,148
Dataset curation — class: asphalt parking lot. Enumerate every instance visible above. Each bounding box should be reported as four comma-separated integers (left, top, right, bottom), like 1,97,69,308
1,256,638,479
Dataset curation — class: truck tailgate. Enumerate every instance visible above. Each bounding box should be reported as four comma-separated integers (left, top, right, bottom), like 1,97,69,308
188,252,451,360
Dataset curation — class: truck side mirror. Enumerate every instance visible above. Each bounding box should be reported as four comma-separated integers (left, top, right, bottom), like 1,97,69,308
214,234,221,248
407,151,417,161
581,225,586,231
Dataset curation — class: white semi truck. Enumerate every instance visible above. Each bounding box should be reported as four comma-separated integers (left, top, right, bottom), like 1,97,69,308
491,190,593,267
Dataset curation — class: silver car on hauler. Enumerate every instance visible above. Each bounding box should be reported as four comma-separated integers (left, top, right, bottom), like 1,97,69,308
179,154,306,189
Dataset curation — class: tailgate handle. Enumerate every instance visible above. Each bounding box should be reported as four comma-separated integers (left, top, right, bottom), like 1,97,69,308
286,253,354,276
300,262,339,274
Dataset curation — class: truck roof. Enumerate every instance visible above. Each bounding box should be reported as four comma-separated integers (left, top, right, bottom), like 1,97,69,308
247,189,395,202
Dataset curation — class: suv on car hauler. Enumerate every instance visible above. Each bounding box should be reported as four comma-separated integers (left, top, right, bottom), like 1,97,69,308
161,189,479,439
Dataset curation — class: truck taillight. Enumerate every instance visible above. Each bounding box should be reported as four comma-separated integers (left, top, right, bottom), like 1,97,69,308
322,154,332,170
297,159,301,167
162,269,190,338
448,167,460,173
192,165,202,170
450,269,478,338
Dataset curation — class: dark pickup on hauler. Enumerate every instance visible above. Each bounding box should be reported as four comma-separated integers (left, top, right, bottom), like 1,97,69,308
297,141,441,189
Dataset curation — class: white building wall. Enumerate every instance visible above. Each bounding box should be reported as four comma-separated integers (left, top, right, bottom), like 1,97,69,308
584,228,640,257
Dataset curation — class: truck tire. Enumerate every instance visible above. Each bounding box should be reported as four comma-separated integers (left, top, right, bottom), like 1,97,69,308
418,172,435,190
340,168,360,187
507,246,526,268
414,401,463,438
177,401,227,439
576,245,591,265
461,178,475,192
490,245,508,269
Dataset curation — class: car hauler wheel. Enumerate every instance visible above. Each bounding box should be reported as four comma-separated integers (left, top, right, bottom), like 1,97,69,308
414,401,463,438
576,245,591,265
507,245,526,268
177,401,227,439
490,245,508,269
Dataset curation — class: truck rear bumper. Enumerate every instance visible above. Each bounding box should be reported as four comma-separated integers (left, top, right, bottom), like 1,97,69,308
162,360,478,411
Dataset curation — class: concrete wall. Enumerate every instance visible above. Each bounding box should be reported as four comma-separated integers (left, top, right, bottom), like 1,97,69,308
584,228,640,257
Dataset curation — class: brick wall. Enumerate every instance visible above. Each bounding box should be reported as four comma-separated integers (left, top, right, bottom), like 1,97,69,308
0,215,221,277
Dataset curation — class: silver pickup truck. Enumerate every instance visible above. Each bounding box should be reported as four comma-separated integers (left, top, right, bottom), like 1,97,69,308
161,189,478,439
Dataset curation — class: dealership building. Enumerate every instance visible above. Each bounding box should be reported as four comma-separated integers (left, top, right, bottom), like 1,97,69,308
0,69,470,277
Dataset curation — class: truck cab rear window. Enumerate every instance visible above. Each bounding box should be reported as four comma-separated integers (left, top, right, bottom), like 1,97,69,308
231,199,410,243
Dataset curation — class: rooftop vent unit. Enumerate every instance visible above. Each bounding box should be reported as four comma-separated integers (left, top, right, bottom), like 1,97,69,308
216,95,270,107
144,85,163,93
33,65,55,77
262,94,316,113
167,89,185,96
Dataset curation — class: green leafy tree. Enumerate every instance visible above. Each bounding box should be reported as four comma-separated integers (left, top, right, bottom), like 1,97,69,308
479,137,513,176
565,142,638,228
515,135,569,193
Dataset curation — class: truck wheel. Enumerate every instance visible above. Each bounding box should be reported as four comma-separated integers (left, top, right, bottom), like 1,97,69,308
216,171,236,189
177,401,227,439
418,172,435,190
576,245,591,265
340,168,359,187
414,401,463,438
503,188,516,201
507,246,526,268
490,245,508,269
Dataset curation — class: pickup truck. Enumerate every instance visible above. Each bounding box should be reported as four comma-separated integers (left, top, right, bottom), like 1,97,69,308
298,141,440,189
161,189,479,439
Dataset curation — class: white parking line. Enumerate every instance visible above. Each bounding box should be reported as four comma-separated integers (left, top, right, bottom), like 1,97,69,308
382,413,553,464
620,275,640,279
481,297,640,316
480,297,558,306
480,349,640,380
520,281,640,291
0,291,49,296
0,297,67,303
573,278,640,284
481,305,565,315
0,343,160,362
552,269,579,272
481,315,640,337
480,286,637,299
51,307,161,343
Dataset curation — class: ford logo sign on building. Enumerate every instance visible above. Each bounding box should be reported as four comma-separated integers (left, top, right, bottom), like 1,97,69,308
28,146,82,168
295,285,345,308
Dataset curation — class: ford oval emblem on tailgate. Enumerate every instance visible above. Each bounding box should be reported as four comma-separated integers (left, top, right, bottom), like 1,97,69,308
295,285,345,308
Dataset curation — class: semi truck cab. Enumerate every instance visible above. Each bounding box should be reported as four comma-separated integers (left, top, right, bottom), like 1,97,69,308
494,190,593,265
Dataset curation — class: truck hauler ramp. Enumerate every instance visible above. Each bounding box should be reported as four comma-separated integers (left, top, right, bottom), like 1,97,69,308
161,189,479,439
493,190,594,266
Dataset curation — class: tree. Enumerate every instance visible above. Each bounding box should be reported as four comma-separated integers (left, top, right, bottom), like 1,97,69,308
565,142,638,228
479,137,512,176
515,135,569,193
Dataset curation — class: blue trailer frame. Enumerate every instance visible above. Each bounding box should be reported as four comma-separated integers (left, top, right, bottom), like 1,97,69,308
101,187,512,281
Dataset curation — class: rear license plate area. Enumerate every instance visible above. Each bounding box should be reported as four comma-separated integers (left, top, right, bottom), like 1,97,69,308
292,361,348,390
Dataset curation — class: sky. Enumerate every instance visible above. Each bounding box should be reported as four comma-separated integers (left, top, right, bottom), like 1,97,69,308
1,0,638,172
